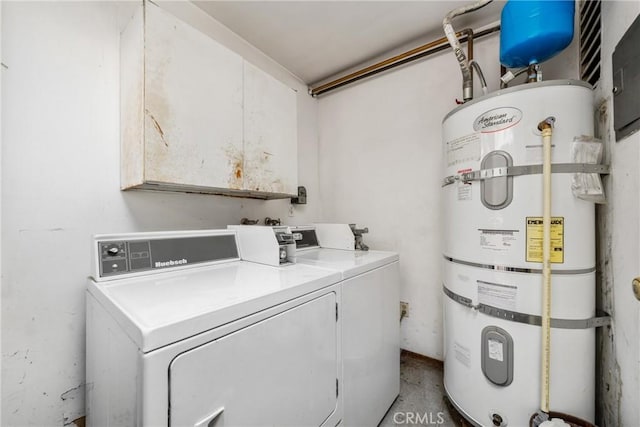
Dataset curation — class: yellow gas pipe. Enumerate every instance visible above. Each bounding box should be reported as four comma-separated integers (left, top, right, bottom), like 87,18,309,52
538,116,556,416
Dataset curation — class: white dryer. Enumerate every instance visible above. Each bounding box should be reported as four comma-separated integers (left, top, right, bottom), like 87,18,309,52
290,224,400,427
86,229,343,427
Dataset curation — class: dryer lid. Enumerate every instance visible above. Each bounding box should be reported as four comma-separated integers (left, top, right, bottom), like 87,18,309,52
88,253,341,352
296,248,399,279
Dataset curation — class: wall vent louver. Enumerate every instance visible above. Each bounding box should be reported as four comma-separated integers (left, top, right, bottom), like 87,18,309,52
579,0,602,87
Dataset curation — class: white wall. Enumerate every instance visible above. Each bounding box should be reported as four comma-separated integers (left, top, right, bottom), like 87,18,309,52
317,31,578,358
0,3,3,424
4,0,632,424
595,2,640,426
0,1,318,424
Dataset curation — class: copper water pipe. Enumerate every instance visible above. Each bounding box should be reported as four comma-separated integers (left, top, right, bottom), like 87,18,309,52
308,26,500,97
310,29,473,96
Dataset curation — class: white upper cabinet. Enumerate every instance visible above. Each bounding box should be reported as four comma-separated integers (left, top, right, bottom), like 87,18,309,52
243,61,298,196
121,1,298,198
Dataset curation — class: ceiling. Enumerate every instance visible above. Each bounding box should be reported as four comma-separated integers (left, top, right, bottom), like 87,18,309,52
194,1,504,84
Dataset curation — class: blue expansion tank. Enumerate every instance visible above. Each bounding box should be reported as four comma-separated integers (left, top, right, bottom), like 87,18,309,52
500,0,575,68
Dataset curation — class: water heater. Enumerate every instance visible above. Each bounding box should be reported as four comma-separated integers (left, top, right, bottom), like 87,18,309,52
441,80,596,426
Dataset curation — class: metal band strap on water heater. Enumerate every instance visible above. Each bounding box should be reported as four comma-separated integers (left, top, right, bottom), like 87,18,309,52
442,163,610,186
443,285,611,329
443,255,596,275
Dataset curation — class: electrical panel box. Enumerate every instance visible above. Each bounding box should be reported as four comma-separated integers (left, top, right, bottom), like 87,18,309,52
612,14,640,140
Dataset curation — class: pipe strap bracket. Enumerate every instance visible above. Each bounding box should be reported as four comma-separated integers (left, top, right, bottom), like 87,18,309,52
442,163,610,187
443,285,611,329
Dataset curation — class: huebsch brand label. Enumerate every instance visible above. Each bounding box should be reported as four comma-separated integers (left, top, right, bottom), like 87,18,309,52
473,107,522,133
155,258,188,268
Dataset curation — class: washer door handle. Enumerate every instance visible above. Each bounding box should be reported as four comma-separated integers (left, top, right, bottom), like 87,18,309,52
194,407,224,427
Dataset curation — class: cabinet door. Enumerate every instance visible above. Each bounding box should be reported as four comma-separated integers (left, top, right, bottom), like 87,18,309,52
144,2,244,190
243,61,298,195
169,292,338,426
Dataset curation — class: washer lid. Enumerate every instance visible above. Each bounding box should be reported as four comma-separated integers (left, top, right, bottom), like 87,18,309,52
295,248,399,280
87,261,341,352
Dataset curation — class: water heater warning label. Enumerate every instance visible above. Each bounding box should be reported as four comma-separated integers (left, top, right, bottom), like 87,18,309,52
479,229,518,252
446,133,480,167
457,169,473,201
478,280,517,310
526,217,565,263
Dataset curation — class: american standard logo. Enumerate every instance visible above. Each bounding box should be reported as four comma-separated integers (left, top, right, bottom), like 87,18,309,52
155,258,188,268
473,107,522,133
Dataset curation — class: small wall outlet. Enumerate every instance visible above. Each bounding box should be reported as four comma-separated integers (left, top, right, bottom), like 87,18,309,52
400,301,409,320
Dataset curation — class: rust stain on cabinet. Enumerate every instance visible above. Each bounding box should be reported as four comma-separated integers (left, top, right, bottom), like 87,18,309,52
243,146,285,193
224,144,244,190
145,109,168,147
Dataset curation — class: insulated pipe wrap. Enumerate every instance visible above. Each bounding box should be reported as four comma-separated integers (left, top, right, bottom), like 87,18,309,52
442,0,493,101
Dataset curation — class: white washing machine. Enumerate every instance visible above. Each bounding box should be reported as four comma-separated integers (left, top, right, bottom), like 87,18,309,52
86,229,343,427
289,224,400,427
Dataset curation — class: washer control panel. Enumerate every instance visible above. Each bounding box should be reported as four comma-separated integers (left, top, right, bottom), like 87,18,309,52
96,234,239,279
100,242,130,275
100,241,152,276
